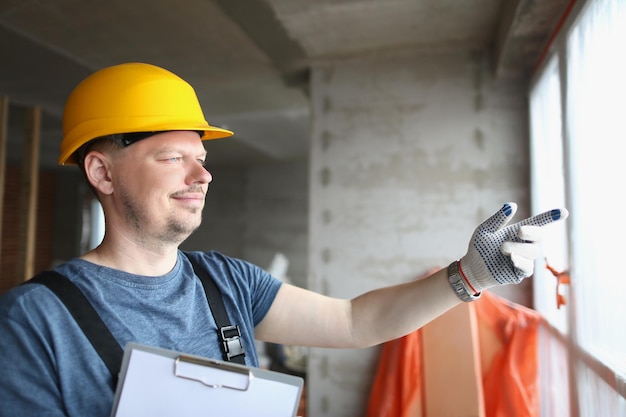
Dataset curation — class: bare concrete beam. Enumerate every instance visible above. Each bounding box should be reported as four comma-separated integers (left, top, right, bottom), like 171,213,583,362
493,0,571,78
214,0,309,89
493,0,523,77
0,24,90,116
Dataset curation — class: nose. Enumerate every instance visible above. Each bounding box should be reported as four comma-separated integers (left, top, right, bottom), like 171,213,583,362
200,165,213,184
189,161,212,185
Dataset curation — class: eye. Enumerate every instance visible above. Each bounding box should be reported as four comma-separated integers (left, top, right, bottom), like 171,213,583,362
197,158,206,166
167,157,183,163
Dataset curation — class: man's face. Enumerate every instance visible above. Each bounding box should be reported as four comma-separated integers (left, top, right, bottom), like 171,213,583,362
109,130,211,247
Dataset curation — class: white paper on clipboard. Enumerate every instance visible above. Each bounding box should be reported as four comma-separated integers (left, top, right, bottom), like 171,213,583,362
110,342,304,417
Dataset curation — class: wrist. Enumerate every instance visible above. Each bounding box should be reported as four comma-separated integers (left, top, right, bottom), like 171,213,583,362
447,260,481,302
458,251,502,293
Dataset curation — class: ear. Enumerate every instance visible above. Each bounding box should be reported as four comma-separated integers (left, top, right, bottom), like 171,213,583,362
83,151,114,195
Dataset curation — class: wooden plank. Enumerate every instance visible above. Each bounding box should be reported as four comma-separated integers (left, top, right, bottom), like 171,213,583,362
0,96,8,265
421,302,485,417
17,105,41,282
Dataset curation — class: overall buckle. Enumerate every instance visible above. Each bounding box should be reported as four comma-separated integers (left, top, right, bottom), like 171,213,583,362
219,325,245,361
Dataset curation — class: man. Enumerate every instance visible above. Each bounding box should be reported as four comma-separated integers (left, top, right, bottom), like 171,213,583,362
0,62,567,416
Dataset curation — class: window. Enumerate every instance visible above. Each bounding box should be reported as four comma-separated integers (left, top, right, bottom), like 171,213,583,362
530,0,626,415
80,196,105,253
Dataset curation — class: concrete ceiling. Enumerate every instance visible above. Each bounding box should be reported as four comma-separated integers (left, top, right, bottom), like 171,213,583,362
0,0,569,169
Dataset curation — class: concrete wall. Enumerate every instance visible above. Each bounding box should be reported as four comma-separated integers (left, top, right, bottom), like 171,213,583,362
242,160,309,288
306,50,531,417
51,170,85,264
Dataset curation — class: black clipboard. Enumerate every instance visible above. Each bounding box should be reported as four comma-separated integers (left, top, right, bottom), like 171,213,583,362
110,342,304,417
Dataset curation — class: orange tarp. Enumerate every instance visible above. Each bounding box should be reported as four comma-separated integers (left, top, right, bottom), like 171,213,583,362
366,291,542,417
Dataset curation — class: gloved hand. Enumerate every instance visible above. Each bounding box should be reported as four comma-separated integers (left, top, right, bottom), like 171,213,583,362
449,202,568,301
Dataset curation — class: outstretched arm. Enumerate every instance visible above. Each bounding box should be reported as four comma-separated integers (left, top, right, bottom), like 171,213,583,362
255,267,457,348
255,203,568,348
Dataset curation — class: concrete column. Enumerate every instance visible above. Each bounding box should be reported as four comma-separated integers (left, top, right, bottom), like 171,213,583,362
306,50,530,416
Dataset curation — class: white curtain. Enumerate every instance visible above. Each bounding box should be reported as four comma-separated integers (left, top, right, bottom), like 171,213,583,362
530,54,572,417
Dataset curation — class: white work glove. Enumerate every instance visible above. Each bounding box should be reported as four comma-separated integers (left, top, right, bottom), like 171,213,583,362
449,202,568,301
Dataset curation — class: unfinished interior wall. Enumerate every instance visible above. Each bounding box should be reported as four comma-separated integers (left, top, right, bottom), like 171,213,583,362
242,160,309,288
51,169,85,265
0,165,56,293
307,50,531,417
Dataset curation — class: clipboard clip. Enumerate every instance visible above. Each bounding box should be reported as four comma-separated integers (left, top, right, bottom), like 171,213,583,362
174,355,253,391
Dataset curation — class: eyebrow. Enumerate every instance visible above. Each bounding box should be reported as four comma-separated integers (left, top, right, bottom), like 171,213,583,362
152,146,207,158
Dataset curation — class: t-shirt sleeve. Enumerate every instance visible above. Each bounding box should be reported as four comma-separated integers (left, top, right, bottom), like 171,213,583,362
245,261,283,325
190,251,283,326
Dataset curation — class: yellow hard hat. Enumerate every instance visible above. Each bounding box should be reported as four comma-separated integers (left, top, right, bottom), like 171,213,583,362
59,62,234,165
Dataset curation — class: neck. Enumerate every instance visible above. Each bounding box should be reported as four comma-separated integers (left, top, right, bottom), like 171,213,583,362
81,233,182,276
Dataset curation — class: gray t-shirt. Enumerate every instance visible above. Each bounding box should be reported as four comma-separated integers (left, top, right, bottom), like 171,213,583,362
0,250,282,417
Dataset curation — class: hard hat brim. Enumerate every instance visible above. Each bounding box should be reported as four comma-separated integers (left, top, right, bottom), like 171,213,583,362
58,123,234,166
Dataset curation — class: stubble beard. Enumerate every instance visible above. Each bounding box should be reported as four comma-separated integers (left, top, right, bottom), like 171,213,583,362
121,189,201,248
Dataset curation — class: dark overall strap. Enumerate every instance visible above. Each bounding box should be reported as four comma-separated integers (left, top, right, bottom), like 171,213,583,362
26,271,123,388
183,252,246,364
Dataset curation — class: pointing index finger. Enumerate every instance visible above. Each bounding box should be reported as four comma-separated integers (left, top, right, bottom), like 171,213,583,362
517,208,569,228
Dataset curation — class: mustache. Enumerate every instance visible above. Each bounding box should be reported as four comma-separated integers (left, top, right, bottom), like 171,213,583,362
170,185,206,197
